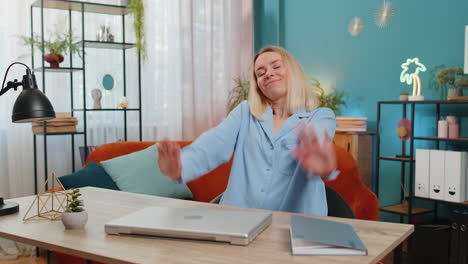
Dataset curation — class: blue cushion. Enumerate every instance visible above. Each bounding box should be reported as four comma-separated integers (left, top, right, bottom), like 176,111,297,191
101,145,193,199
59,161,119,190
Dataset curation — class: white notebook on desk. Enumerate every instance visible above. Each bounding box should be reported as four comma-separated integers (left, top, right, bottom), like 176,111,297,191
105,206,272,245
289,215,367,256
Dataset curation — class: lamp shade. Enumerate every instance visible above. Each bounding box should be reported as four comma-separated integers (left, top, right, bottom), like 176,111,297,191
12,88,55,123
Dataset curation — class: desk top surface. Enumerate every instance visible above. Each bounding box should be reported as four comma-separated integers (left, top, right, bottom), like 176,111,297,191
0,187,413,264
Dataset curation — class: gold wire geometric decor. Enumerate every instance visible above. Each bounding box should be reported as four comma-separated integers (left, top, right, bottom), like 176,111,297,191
23,172,69,221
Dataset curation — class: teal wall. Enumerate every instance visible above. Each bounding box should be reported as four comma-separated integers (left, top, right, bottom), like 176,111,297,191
254,0,468,222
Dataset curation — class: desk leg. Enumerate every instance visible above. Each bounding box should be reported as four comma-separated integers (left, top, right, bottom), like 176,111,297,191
393,243,403,264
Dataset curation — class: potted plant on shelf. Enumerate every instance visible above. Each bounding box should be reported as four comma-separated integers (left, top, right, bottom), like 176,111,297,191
436,67,468,98
61,188,88,229
310,78,346,115
399,92,409,101
21,31,81,68
128,0,146,58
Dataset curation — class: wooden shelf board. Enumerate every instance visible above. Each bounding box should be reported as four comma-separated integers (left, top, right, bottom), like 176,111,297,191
76,40,135,50
34,132,84,136
447,96,468,101
378,156,414,162
413,196,468,205
73,108,140,111
413,136,468,142
34,67,83,73
380,204,433,215
32,0,128,15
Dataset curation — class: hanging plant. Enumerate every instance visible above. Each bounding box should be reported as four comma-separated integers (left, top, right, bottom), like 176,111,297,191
128,0,146,59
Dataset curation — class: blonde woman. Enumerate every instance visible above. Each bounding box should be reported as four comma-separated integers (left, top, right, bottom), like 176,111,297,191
158,46,337,216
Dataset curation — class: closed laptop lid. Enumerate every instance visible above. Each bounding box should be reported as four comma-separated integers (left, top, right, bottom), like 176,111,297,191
104,206,272,245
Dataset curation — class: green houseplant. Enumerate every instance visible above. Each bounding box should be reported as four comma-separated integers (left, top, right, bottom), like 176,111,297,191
310,78,346,115
436,67,468,97
128,0,146,58
21,31,81,67
61,189,87,229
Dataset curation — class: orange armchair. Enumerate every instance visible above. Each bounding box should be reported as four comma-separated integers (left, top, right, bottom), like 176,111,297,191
324,145,379,221
82,141,378,220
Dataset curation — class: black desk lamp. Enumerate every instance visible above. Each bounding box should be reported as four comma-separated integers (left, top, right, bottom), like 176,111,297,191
0,62,55,216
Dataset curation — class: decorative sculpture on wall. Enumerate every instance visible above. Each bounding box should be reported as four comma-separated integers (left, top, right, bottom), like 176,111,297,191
400,58,427,101
349,17,364,36
102,74,114,91
375,0,394,28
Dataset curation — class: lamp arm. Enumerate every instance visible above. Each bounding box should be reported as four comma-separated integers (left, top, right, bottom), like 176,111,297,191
0,62,31,96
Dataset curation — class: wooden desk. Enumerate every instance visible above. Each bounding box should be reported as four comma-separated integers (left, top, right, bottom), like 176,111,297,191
0,187,413,264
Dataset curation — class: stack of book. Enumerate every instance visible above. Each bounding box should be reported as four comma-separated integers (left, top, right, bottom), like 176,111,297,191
32,113,78,134
336,117,367,132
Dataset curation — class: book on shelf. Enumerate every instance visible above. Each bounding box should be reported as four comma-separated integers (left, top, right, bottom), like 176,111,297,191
55,112,72,118
32,120,78,127
289,215,367,256
32,126,77,134
336,117,368,132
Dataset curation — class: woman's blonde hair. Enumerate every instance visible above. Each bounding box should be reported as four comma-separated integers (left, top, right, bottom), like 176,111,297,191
248,46,318,120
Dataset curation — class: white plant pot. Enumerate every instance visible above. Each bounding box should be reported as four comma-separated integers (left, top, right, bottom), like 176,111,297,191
62,211,88,229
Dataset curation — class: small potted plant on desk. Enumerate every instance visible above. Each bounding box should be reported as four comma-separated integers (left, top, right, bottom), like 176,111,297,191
62,188,88,229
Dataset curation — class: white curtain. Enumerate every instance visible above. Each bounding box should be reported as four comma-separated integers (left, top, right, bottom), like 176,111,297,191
143,0,254,140
0,0,253,199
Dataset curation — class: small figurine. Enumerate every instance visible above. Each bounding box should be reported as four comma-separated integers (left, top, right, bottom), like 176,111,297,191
91,89,102,109
118,96,129,109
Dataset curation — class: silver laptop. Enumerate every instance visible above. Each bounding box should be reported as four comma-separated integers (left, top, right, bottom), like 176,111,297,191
104,206,272,245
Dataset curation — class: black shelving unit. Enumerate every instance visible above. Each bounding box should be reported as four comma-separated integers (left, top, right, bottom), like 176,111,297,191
376,100,468,224
31,0,142,193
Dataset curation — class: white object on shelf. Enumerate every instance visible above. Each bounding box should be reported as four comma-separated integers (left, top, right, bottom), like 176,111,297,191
444,151,467,203
415,149,430,198
438,120,448,138
408,95,424,101
429,150,445,200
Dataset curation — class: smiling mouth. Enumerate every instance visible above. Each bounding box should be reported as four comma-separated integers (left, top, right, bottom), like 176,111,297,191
266,80,280,86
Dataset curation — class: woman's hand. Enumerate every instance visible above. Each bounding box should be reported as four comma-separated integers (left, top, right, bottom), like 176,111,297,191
291,124,336,178
156,139,182,181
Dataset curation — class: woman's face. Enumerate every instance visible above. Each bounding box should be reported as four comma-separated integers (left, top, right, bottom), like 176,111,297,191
254,51,288,103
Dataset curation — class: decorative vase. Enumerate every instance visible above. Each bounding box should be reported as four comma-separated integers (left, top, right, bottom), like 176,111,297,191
44,50,64,67
61,211,88,229
447,87,463,98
